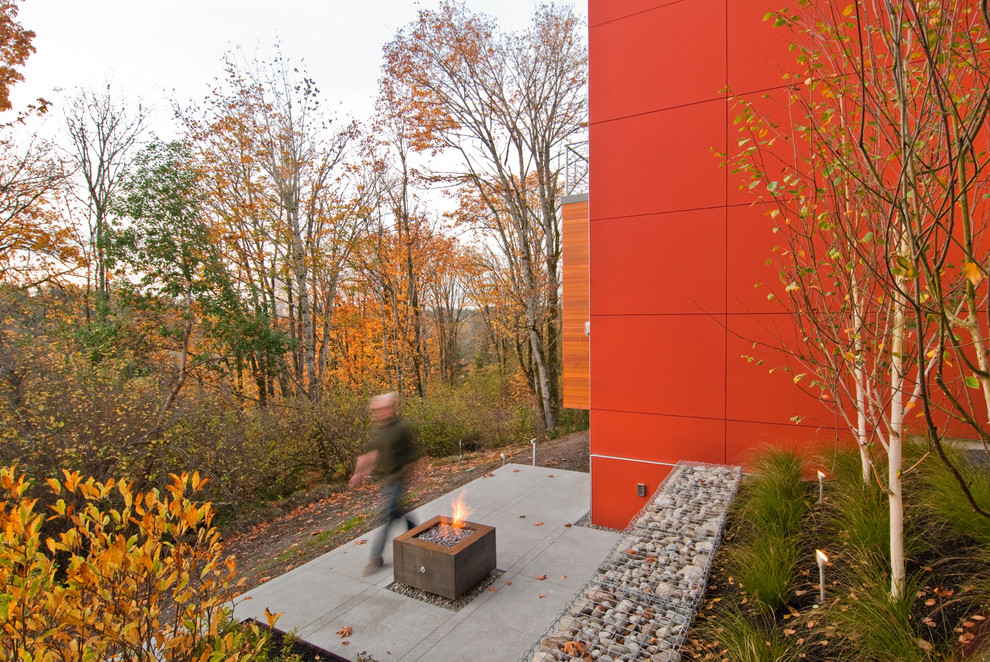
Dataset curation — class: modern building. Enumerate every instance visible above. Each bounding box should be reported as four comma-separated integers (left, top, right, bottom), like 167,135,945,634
566,0,837,528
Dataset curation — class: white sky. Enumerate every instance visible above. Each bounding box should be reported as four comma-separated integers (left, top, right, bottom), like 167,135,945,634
13,0,583,136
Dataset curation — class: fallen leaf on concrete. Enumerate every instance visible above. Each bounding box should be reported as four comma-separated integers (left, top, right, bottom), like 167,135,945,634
354,540,367,545
534,521,544,526
337,626,352,638
342,640,350,645
548,474,555,478
489,586,497,592
513,469,520,473
506,581,512,585
519,515,526,518
485,472,494,477
537,574,547,580
564,523,572,527
539,594,546,599
561,575,567,580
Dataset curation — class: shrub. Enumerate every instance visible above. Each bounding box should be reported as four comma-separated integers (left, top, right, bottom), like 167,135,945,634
0,466,274,661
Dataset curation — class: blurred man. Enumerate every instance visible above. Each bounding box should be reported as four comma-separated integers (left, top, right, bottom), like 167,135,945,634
349,392,419,575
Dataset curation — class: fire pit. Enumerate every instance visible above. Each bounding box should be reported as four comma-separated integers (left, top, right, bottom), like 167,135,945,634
392,494,496,600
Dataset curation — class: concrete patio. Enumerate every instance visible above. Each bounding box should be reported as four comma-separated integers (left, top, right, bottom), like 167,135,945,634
234,463,620,661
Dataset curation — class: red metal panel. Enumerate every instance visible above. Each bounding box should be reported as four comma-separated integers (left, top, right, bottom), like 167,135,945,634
725,313,835,427
725,420,841,467
726,203,783,315
591,455,673,529
727,0,800,94
590,0,726,124
590,99,727,220
591,209,726,316
591,409,726,465
589,0,681,27
590,314,727,419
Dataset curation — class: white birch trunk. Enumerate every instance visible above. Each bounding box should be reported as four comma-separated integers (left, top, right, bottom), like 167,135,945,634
888,274,907,600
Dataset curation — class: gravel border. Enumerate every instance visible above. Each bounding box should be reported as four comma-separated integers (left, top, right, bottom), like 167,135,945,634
386,569,505,611
522,461,742,662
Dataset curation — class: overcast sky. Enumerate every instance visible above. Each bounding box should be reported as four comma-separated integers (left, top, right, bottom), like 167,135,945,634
13,0,584,136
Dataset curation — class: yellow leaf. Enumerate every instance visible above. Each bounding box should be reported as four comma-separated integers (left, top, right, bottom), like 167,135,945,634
965,261,984,285
843,3,855,16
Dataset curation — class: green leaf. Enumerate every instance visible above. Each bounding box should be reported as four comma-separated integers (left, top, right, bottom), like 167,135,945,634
965,376,980,389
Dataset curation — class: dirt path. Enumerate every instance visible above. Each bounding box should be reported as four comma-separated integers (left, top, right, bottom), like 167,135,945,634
222,430,589,592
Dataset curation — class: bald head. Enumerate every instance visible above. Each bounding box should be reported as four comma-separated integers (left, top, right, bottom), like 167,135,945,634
370,392,398,424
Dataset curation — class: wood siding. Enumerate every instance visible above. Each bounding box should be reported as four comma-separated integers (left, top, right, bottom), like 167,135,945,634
562,199,590,409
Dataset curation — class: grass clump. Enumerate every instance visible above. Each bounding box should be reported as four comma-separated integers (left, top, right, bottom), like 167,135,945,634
703,606,795,662
918,444,990,546
726,446,809,614
829,560,934,662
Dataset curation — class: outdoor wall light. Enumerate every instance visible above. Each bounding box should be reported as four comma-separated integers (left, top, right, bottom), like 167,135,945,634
816,549,829,603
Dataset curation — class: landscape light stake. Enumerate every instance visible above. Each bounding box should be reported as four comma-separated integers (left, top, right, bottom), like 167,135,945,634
531,438,537,466
501,453,506,466
816,549,828,603
818,471,825,505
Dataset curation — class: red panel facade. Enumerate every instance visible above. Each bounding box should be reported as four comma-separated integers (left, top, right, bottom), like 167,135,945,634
588,0,834,527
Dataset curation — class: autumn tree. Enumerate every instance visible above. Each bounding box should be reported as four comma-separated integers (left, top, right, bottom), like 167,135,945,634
186,49,361,403
383,1,587,430
0,1,76,287
0,0,36,113
64,86,147,316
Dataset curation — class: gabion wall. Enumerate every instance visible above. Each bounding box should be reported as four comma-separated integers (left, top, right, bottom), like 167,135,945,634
523,461,742,662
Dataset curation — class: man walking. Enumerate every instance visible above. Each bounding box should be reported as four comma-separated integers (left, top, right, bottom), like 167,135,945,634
349,392,419,575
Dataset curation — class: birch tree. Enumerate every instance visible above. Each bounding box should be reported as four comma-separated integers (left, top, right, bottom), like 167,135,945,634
733,0,990,599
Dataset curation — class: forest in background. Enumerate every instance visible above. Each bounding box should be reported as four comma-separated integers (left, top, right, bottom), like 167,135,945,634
0,0,589,512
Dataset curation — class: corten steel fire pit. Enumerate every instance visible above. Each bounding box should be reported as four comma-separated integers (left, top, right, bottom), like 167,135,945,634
393,515,496,600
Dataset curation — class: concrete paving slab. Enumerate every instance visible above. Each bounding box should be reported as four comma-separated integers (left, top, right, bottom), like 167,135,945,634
237,463,621,662
299,588,451,660
235,565,375,634
410,620,537,662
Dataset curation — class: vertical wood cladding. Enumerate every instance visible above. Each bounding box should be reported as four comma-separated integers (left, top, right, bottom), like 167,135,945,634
562,198,590,410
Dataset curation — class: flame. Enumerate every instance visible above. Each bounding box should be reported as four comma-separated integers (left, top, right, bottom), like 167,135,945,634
816,549,829,564
449,491,472,529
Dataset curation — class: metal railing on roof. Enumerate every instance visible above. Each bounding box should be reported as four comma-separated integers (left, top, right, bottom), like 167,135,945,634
564,139,589,197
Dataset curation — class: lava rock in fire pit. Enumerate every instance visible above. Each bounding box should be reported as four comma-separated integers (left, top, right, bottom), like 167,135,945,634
417,523,475,547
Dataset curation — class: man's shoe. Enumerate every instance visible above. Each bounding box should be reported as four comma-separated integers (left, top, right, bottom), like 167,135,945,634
363,556,384,576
